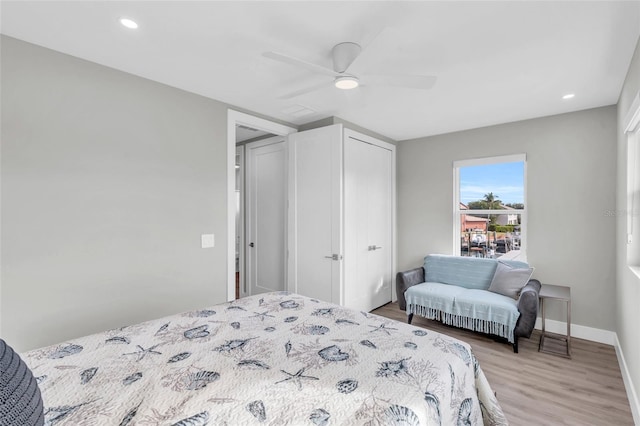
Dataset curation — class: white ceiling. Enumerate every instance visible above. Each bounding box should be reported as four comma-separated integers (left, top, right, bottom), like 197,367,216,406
2,1,639,140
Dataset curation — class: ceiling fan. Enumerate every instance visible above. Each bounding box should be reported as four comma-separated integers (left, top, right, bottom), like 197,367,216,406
263,38,437,99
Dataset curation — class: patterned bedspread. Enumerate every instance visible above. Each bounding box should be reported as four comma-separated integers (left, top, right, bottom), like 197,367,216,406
23,292,508,425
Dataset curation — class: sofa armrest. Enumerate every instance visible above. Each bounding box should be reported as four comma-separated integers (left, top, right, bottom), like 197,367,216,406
514,279,541,339
396,267,425,311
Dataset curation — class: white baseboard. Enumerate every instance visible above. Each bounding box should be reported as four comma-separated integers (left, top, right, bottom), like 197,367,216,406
534,318,616,345
614,334,640,425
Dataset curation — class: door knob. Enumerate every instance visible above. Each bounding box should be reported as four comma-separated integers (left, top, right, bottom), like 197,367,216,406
249,242,255,247
368,245,382,251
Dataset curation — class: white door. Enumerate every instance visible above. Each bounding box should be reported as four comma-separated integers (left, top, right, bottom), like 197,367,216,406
288,125,343,303
246,137,286,295
344,132,394,312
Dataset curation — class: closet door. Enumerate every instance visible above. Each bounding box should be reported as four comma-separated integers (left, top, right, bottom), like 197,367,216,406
288,124,343,303
344,131,394,312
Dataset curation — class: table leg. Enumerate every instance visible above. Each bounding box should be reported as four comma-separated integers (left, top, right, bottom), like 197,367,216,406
541,298,546,333
539,297,546,351
567,299,571,357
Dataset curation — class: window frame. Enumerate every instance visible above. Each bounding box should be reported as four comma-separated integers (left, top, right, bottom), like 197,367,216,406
625,91,640,271
453,154,527,257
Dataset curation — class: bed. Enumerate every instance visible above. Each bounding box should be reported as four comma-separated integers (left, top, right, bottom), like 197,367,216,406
23,292,508,425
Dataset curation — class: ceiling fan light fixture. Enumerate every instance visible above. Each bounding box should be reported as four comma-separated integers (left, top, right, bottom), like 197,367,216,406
119,17,138,29
334,76,359,90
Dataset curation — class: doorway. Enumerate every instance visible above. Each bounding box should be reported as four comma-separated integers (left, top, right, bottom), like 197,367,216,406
227,111,296,301
236,125,275,299
245,136,287,297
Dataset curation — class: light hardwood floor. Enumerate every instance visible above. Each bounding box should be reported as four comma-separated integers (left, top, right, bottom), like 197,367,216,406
371,302,634,426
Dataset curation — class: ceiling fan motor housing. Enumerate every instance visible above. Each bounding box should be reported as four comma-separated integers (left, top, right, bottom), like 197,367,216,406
332,42,361,73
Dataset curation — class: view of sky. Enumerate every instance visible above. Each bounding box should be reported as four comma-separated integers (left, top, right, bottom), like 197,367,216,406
459,161,524,205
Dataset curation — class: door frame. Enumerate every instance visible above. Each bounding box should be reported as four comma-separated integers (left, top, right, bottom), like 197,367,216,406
227,110,296,301
235,145,244,300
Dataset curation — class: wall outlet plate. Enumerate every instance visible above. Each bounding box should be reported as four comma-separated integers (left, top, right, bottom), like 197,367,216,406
201,234,215,248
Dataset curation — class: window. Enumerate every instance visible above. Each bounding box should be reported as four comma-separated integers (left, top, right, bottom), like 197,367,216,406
625,92,640,270
454,154,526,259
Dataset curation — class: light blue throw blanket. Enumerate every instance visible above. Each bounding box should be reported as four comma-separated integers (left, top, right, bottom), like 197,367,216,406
405,255,526,343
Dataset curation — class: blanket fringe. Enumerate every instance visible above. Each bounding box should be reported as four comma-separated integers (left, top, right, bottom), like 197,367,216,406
407,304,514,343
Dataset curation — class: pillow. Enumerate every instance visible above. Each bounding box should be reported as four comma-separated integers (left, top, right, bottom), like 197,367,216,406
0,339,45,426
488,261,534,299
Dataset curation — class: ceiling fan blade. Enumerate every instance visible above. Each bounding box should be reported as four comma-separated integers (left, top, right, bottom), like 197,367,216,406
363,74,437,90
263,51,339,77
278,80,332,100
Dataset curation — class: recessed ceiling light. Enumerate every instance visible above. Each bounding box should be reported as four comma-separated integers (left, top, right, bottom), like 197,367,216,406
562,93,575,100
119,17,138,29
334,76,359,90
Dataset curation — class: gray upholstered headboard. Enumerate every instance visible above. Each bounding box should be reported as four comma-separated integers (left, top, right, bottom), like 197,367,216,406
0,339,44,426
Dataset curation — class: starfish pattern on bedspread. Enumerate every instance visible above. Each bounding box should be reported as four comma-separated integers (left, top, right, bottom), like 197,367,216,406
122,344,162,362
275,367,320,390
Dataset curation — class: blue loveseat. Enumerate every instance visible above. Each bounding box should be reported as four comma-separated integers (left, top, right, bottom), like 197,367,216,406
396,254,541,353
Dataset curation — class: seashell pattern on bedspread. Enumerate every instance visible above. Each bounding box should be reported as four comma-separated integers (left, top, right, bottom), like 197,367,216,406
23,292,508,425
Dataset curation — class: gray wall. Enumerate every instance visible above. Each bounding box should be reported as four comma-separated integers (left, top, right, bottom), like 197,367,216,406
397,106,617,330
616,35,640,416
1,36,231,351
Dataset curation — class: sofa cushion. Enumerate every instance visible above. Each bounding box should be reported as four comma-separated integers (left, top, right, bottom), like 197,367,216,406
488,261,534,299
424,254,497,290
452,289,521,341
405,282,466,316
